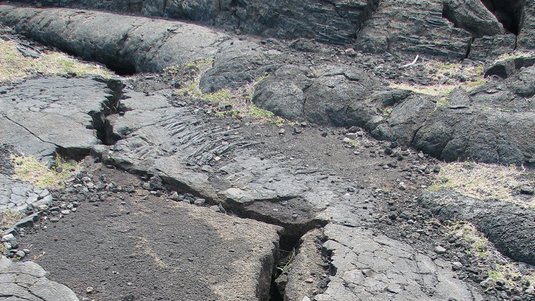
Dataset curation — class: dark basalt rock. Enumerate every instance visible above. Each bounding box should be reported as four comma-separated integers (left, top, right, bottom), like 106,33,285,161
443,0,504,37
420,190,535,265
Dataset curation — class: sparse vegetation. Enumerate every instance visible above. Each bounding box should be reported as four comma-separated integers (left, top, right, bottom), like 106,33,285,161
494,50,535,64
11,154,80,189
0,40,111,83
0,210,23,229
448,221,535,291
428,162,534,206
448,222,490,259
389,60,485,97
171,61,283,123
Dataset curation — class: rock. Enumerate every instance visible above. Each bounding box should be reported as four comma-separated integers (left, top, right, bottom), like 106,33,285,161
480,277,493,288
520,186,534,195
420,190,535,264
0,255,78,301
15,250,26,258
316,225,483,300
356,0,471,59
434,246,447,254
452,261,463,271
442,0,504,37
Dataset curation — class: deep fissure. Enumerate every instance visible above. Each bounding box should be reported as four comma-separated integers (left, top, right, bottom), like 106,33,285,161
89,78,125,146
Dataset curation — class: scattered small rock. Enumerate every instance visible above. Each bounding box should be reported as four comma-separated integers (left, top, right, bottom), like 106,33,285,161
434,245,447,254
520,186,534,195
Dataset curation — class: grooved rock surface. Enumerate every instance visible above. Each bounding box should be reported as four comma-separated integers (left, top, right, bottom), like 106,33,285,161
355,0,471,59
0,74,488,300
7,0,530,59
443,0,504,37
0,256,79,301
0,6,534,165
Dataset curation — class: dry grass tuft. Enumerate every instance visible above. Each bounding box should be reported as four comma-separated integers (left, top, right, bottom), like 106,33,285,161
429,162,534,206
11,155,80,189
0,210,23,229
0,40,112,83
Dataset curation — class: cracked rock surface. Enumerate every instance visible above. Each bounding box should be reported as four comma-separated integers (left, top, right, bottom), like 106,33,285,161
316,225,483,301
0,256,78,301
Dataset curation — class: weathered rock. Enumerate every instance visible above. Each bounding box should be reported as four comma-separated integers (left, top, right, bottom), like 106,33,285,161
413,71,535,164
253,64,382,126
0,5,223,73
485,55,535,79
356,0,472,59
0,77,114,160
518,0,535,50
420,190,535,265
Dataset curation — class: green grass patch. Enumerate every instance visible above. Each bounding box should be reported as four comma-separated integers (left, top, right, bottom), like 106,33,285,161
11,155,80,189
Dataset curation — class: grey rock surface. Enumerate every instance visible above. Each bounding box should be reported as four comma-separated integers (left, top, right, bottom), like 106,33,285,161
0,173,52,213
91,78,485,299
10,0,528,60
315,224,483,301
413,69,535,165
0,256,79,301
0,5,533,165
355,0,471,59
0,77,113,160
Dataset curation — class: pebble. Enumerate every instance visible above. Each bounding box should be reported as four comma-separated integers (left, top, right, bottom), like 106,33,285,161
15,250,26,258
480,278,493,288
520,186,534,195
305,278,314,283
434,245,447,254
86,287,94,294
278,129,286,135
451,261,463,271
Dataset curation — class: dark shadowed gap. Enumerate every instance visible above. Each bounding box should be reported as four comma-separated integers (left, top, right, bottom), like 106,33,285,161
481,0,525,35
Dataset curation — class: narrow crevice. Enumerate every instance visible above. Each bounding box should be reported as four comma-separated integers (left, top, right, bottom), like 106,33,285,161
89,78,125,146
465,37,474,59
